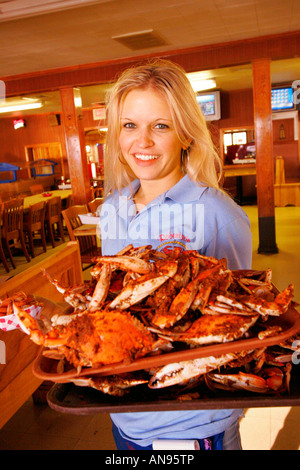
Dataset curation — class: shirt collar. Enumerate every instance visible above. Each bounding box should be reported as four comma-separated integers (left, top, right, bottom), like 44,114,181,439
118,175,207,204
164,174,207,202
119,179,140,200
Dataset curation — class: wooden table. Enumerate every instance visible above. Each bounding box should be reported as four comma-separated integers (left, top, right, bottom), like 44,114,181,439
224,164,256,204
223,164,256,177
73,224,98,237
23,189,72,210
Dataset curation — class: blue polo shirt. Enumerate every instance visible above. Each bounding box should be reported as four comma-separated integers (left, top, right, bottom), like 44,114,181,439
99,175,252,446
100,174,252,270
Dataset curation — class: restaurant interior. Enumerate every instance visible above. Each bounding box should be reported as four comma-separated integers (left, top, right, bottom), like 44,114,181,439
0,0,299,450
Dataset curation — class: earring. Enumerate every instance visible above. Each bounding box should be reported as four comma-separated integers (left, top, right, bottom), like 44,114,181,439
181,147,190,170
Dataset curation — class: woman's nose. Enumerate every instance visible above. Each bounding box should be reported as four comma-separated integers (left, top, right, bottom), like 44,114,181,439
136,127,153,147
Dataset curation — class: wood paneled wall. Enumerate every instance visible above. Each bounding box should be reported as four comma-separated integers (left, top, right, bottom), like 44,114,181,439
0,114,65,162
3,31,300,97
0,108,96,173
215,89,254,129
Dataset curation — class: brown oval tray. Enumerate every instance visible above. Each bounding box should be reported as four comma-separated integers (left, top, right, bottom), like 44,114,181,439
46,367,300,415
32,302,300,383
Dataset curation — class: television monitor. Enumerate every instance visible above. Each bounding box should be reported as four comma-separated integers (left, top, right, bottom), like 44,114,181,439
196,91,221,121
271,87,295,112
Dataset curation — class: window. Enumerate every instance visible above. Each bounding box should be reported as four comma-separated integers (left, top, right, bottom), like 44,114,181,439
223,131,247,153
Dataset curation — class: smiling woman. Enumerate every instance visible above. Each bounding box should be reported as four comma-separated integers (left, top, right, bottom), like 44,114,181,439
104,58,222,198
99,59,253,451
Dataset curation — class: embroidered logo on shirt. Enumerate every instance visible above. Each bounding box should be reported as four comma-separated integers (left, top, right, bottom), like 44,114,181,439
157,232,190,242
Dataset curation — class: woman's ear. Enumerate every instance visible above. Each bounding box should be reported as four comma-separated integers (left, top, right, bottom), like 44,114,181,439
183,139,193,150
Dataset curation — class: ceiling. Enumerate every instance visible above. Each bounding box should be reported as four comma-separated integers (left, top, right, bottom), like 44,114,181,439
0,0,300,117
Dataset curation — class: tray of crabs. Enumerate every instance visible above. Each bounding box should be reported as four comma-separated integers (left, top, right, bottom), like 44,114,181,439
16,246,299,397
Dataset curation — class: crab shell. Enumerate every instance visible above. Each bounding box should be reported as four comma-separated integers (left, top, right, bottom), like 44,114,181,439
13,303,156,368
176,313,259,346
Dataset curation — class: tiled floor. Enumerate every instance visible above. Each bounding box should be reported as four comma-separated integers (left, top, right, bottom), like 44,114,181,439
0,205,299,450
239,205,300,450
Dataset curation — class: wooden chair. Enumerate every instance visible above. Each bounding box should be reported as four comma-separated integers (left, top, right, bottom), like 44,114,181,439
45,196,65,248
64,193,73,209
61,193,73,231
0,205,10,272
91,186,103,199
23,201,47,258
62,205,101,266
1,198,30,269
88,198,103,214
30,184,44,195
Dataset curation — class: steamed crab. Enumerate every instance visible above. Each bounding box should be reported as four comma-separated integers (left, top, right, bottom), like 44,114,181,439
14,303,156,370
13,245,298,396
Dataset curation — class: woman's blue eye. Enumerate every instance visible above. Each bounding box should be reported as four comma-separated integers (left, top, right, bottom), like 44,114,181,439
156,123,168,129
124,122,135,128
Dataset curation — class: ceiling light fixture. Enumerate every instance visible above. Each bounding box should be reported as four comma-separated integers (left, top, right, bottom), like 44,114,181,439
187,77,216,92
0,102,43,114
186,71,216,92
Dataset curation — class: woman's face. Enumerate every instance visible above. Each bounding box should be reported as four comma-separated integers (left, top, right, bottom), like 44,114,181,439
119,87,183,187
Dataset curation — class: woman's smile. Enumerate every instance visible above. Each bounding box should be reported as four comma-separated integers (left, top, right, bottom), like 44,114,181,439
133,153,161,167
134,153,160,161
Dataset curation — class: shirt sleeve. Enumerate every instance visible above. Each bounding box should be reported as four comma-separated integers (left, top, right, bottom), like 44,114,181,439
204,216,253,270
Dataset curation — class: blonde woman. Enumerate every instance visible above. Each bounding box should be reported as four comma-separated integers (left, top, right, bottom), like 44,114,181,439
100,59,252,450
104,59,222,197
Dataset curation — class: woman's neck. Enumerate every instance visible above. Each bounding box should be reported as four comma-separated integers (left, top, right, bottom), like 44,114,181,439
134,173,184,207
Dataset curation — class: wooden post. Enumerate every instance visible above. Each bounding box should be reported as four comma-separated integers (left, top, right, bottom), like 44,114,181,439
60,87,92,205
252,59,278,254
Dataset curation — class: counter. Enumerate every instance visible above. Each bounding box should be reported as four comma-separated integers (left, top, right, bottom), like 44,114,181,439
0,242,82,429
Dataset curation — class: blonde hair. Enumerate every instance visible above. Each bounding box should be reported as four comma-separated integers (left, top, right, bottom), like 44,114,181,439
104,58,223,196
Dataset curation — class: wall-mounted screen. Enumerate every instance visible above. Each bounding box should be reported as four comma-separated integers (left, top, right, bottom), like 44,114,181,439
271,87,295,112
196,91,221,121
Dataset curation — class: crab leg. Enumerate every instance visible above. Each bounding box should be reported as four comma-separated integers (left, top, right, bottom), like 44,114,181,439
13,303,69,347
206,371,269,393
42,270,90,310
72,374,149,397
148,353,237,389
88,264,112,312
190,283,212,311
126,245,153,258
108,260,178,310
204,294,254,315
116,244,134,255
151,264,224,329
242,284,294,316
96,255,152,274
13,302,45,343
50,311,84,326
151,275,202,329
